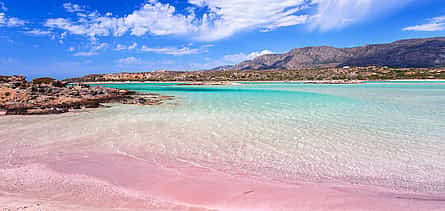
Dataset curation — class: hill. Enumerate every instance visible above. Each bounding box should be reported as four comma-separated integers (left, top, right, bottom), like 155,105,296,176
230,37,445,70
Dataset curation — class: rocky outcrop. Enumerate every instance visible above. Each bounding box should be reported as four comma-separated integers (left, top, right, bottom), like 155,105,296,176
0,76,173,115
0,75,28,88
230,37,445,70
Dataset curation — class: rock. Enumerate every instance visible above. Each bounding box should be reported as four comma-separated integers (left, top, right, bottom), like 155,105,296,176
82,101,101,108
5,105,28,115
136,98,146,104
71,104,82,109
26,107,67,115
0,75,175,115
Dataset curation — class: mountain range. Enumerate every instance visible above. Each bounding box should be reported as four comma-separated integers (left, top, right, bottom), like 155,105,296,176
64,37,445,82
222,37,445,70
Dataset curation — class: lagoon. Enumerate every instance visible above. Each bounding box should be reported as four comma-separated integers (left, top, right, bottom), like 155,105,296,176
1,81,445,210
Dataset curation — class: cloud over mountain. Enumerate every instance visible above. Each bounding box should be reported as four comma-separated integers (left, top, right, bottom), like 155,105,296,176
42,0,410,42
404,16,445,32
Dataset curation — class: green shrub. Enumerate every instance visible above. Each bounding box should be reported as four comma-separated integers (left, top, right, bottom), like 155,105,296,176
32,77,56,84
32,77,66,87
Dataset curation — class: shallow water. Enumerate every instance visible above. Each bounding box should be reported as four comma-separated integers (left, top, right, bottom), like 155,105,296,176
1,81,445,210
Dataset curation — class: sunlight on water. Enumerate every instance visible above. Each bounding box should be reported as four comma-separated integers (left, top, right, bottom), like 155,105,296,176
1,82,445,210
87,82,445,193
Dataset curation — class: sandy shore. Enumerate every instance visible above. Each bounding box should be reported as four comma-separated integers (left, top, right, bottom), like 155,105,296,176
1,151,444,211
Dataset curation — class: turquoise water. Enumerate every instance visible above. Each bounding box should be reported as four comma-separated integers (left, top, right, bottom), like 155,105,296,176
2,81,445,210
88,82,445,193
364,80,445,84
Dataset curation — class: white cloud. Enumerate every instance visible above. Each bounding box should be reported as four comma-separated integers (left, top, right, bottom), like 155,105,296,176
43,1,414,42
63,3,86,13
45,1,195,40
0,2,26,27
73,51,98,57
0,13,4,24
115,44,127,51
24,29,53,36
115,42,138,51
73,43,108,56
141,44,212,55
124,2,196,37
224,50,273,63
45,0,310,41
6,17,25,27
45,17,124,39
141,46,201,55
128,42,138,50
188,0,309,41
0,12,25,27
403,16,445,32
116,57,143,64
310,0,411,31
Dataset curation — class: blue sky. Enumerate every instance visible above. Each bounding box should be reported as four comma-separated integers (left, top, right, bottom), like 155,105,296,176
0,0,444,79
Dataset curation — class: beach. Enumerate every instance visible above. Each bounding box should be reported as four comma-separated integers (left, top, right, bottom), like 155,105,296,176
1,81,445,210
2,0,445,209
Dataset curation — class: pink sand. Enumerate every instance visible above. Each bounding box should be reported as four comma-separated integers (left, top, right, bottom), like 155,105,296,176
1,151,444,211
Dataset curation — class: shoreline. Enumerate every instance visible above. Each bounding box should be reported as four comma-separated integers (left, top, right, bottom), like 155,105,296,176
75,79,445,85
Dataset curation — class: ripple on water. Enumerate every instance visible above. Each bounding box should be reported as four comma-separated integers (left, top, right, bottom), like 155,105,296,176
1,82,445,210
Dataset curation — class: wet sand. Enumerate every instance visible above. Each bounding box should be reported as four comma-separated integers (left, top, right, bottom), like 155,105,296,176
1,148,444,211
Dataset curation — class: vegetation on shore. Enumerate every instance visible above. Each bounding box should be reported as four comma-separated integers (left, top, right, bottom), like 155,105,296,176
65,66,445,83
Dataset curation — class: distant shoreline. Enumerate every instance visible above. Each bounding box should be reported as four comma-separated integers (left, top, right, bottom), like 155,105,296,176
74,79,445,85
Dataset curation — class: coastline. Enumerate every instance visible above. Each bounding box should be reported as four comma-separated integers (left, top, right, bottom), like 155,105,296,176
76,79,445,85
2,4,445,209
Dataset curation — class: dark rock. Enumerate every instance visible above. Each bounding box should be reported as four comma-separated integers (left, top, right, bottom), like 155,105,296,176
72,104,82,109
137,98,146,104
83,101,101,108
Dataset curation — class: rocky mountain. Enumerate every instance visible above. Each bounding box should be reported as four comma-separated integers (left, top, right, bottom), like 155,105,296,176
230,37,445,70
